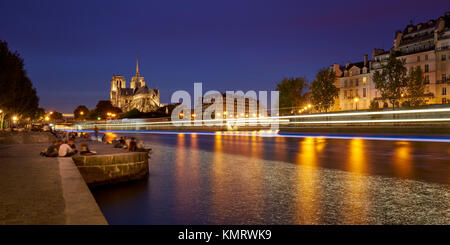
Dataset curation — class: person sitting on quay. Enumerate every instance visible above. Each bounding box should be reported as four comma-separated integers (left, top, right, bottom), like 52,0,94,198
58,140,76,157
69,132,77,141
128,137,137,152
135,139,151,153
68,140,78,153
79,143,96,156
113,136,126,148
40,140,61,157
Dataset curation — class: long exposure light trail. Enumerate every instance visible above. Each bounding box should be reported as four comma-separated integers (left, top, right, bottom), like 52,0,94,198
64,129,450,143
73,107,450,129
288,118,450,124
278,107,450,119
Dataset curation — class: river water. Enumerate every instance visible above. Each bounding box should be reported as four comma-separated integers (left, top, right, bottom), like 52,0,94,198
91,132,450,224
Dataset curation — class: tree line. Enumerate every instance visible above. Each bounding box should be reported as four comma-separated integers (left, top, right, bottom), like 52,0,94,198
0,41,42,129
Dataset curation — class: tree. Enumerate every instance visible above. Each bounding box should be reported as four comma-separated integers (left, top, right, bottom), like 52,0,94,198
51,111,64,120
406,66,427,107
120,108,142,118
32,107,46,120
74,105,89,119
372,55,407,110
310,68,339,113
369,100,381,111
93,100,121,119
275,77,309,115
0,40,40,128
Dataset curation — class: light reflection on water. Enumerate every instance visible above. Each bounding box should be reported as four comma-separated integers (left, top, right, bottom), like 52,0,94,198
94,132,450,225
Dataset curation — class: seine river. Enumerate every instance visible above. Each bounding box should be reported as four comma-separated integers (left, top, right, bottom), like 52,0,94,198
92,132,450,224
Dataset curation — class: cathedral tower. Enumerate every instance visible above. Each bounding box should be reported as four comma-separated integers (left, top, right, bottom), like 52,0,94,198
130,57,146,89
110,75,126,107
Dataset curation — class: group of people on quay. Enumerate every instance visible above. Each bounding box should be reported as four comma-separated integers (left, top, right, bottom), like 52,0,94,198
111,136,148,152
40,130,150,157
40,131,95,157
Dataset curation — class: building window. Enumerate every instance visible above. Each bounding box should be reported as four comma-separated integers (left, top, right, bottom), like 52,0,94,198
424,75,430,84
344,80,347,88
363,88,367,97
363,77,367,85
417,56,421,62
425,55,428,61
443,74,447,82
350,80,353,87
355,79,359,87
425,64,429,72
443,87,447,96
442,54,447,61
443,98,447,104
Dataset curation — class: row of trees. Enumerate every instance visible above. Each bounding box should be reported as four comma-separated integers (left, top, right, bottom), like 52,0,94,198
0,41,42,129
73,101,173,120
373,55,428,109
276,54,429,114
276,68,339,114
73,101,121,120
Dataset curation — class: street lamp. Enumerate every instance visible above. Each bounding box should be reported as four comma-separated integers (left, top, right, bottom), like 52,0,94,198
80,111,84,116
0,109,3,130
354,97,359,110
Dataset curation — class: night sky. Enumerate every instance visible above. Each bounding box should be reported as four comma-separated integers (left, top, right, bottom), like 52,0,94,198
0,0,448,113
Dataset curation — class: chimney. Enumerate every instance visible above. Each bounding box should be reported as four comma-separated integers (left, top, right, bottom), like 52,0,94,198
364,54,368,67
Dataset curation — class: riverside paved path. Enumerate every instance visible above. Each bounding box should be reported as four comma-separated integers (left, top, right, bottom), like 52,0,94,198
0,143,107,225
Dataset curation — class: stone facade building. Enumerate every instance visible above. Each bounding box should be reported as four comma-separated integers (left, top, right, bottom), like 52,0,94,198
330,11,450,111
110,58,161,113
332,55,376,110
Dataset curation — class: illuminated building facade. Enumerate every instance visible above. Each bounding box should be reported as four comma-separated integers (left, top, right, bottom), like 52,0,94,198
110,58,161,113
330,11,450,111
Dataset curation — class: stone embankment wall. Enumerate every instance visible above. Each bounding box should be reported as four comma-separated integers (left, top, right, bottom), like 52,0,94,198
72,152,149,187
0,132,57,145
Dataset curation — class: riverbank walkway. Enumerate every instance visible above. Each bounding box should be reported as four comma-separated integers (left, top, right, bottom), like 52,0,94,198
0,141,111,225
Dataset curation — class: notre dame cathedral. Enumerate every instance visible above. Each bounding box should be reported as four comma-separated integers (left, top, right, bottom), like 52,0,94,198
110,58,161,113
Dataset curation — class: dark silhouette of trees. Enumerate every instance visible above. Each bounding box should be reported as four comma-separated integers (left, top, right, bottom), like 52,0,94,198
91,100,121,119
74,105,89,119
310,68,339,113
120,109,142,118
0,40,40,126
51,111,64,120
275,77,309,115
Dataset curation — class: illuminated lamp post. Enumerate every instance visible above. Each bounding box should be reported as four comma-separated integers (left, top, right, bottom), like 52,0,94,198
0,109,4,130
354,97,359,110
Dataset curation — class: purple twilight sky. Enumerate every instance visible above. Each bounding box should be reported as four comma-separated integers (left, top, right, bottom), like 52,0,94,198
0,0,449,113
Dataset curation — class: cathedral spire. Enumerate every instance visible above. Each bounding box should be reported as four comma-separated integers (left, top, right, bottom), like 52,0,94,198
136,56,140,77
